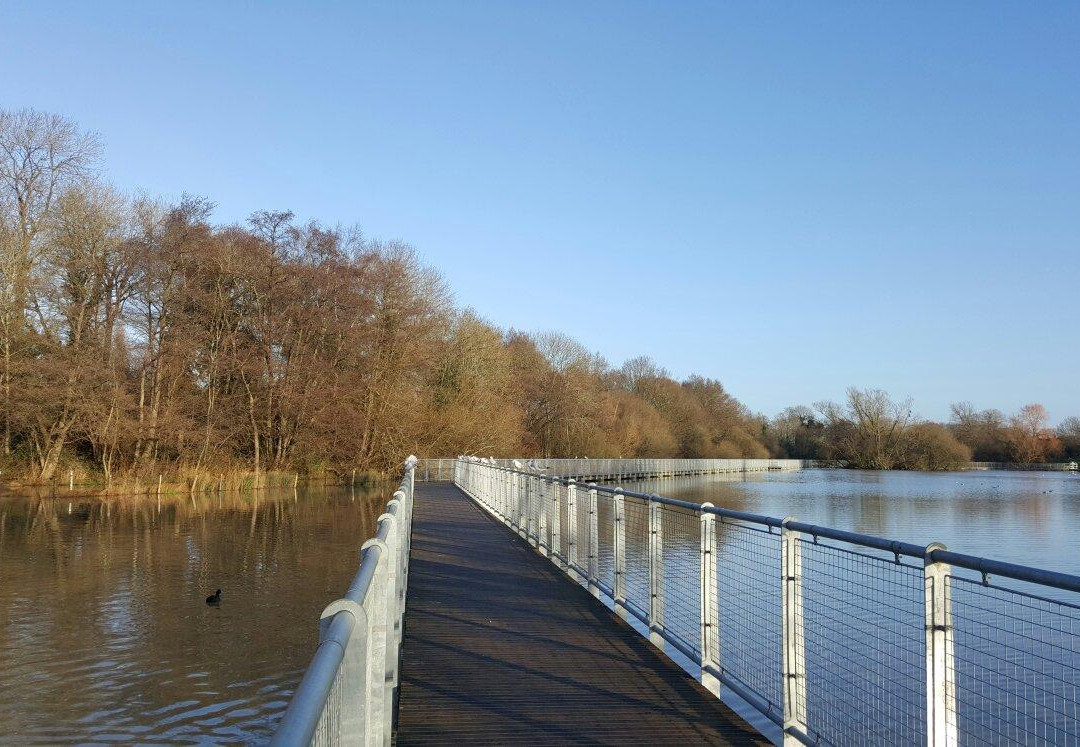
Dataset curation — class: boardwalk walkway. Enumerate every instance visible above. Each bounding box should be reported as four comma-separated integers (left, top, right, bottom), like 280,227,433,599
396,482,768,745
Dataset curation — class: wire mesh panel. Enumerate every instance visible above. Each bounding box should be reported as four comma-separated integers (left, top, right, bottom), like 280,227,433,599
311,671,344,746
949,575,1080,745
714,520,783,712
596,492,616,592
623,496,650,614
797,540,926,745
660,505,701,659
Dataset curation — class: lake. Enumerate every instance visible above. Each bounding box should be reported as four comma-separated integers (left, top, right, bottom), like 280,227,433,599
624,468,1080,575
2,468,1079,743
0,482,385,744
618,468,1080,744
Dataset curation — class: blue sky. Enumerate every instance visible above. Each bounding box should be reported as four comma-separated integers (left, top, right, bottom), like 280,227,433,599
2,2,1077,422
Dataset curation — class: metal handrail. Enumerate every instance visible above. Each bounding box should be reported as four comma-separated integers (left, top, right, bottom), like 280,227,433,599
493,457,808,479
458,458,1080,593
272,455,417,746
455,456,1080,746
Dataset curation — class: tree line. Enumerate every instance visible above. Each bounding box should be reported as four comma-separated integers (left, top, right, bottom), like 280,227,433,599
2,108,1076,484
765,391,1080,469
0,108,773,484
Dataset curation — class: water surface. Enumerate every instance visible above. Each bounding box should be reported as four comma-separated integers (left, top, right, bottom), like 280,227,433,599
618,468,1080,743
4,468,1080,743
0,482,386,744
625,468,1080,574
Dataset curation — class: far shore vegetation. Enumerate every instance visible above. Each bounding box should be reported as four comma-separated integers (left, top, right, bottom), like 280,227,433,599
2,108,1077,489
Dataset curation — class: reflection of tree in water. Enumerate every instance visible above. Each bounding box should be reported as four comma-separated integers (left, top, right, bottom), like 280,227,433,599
0,483,387,742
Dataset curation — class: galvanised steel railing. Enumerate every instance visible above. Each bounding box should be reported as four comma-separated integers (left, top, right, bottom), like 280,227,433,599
495,457,807,479
455,457,1080,746
968,461,1079,472
420,457,805,483
416,458,456,482
272,456,417,746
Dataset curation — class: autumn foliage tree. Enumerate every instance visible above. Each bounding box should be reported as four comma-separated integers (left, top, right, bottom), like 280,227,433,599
947,402,1069,464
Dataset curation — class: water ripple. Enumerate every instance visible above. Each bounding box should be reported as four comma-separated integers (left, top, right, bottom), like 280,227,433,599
0,484,386,743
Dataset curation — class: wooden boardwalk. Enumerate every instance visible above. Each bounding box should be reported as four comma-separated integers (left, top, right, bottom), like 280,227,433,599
396,482,769,745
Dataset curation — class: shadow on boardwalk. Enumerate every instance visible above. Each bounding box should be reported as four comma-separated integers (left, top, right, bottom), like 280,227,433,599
397,482,770,745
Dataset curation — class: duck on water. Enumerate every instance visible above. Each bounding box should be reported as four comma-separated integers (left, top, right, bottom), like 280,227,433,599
206,589,222,605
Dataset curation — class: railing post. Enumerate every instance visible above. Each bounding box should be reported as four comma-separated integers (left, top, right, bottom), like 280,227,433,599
378,512,400,741
502,469,509,520
518,473,528,539
782,517,807,745
309,602,369,746
525,474,535,546
648,498,665,648
538,477,549,556
551,480,562,566
531,474,541,548
358,538,389,746
401,456,416,591
567,479,578,580
519,472,527,535
512,472,521,531
588,484,600,598
925,543,958,747
613,488,627,618
699,503,719,696
384,503,404,651
371,560,389,745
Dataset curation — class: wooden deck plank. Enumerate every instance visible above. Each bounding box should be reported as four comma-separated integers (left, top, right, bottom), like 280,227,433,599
396,482,770,745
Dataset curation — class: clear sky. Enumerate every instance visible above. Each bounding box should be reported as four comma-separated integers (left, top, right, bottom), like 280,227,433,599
2,2,1077,422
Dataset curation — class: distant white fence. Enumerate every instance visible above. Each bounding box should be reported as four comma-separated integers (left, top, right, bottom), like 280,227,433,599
968,461,1078,471
419,457,806,482
416,458,457,481
500,457,807,478
420,458,1080,479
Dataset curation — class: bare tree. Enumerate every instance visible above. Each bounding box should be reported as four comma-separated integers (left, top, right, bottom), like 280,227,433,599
770,406,825,459
0,109,99,454
23,182,136,479
0,107,794,482
1059,416,1080,461
817,388,913,469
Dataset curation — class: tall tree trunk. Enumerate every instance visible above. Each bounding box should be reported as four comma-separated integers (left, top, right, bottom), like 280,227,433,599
37,416,74,481
2,334,10,455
